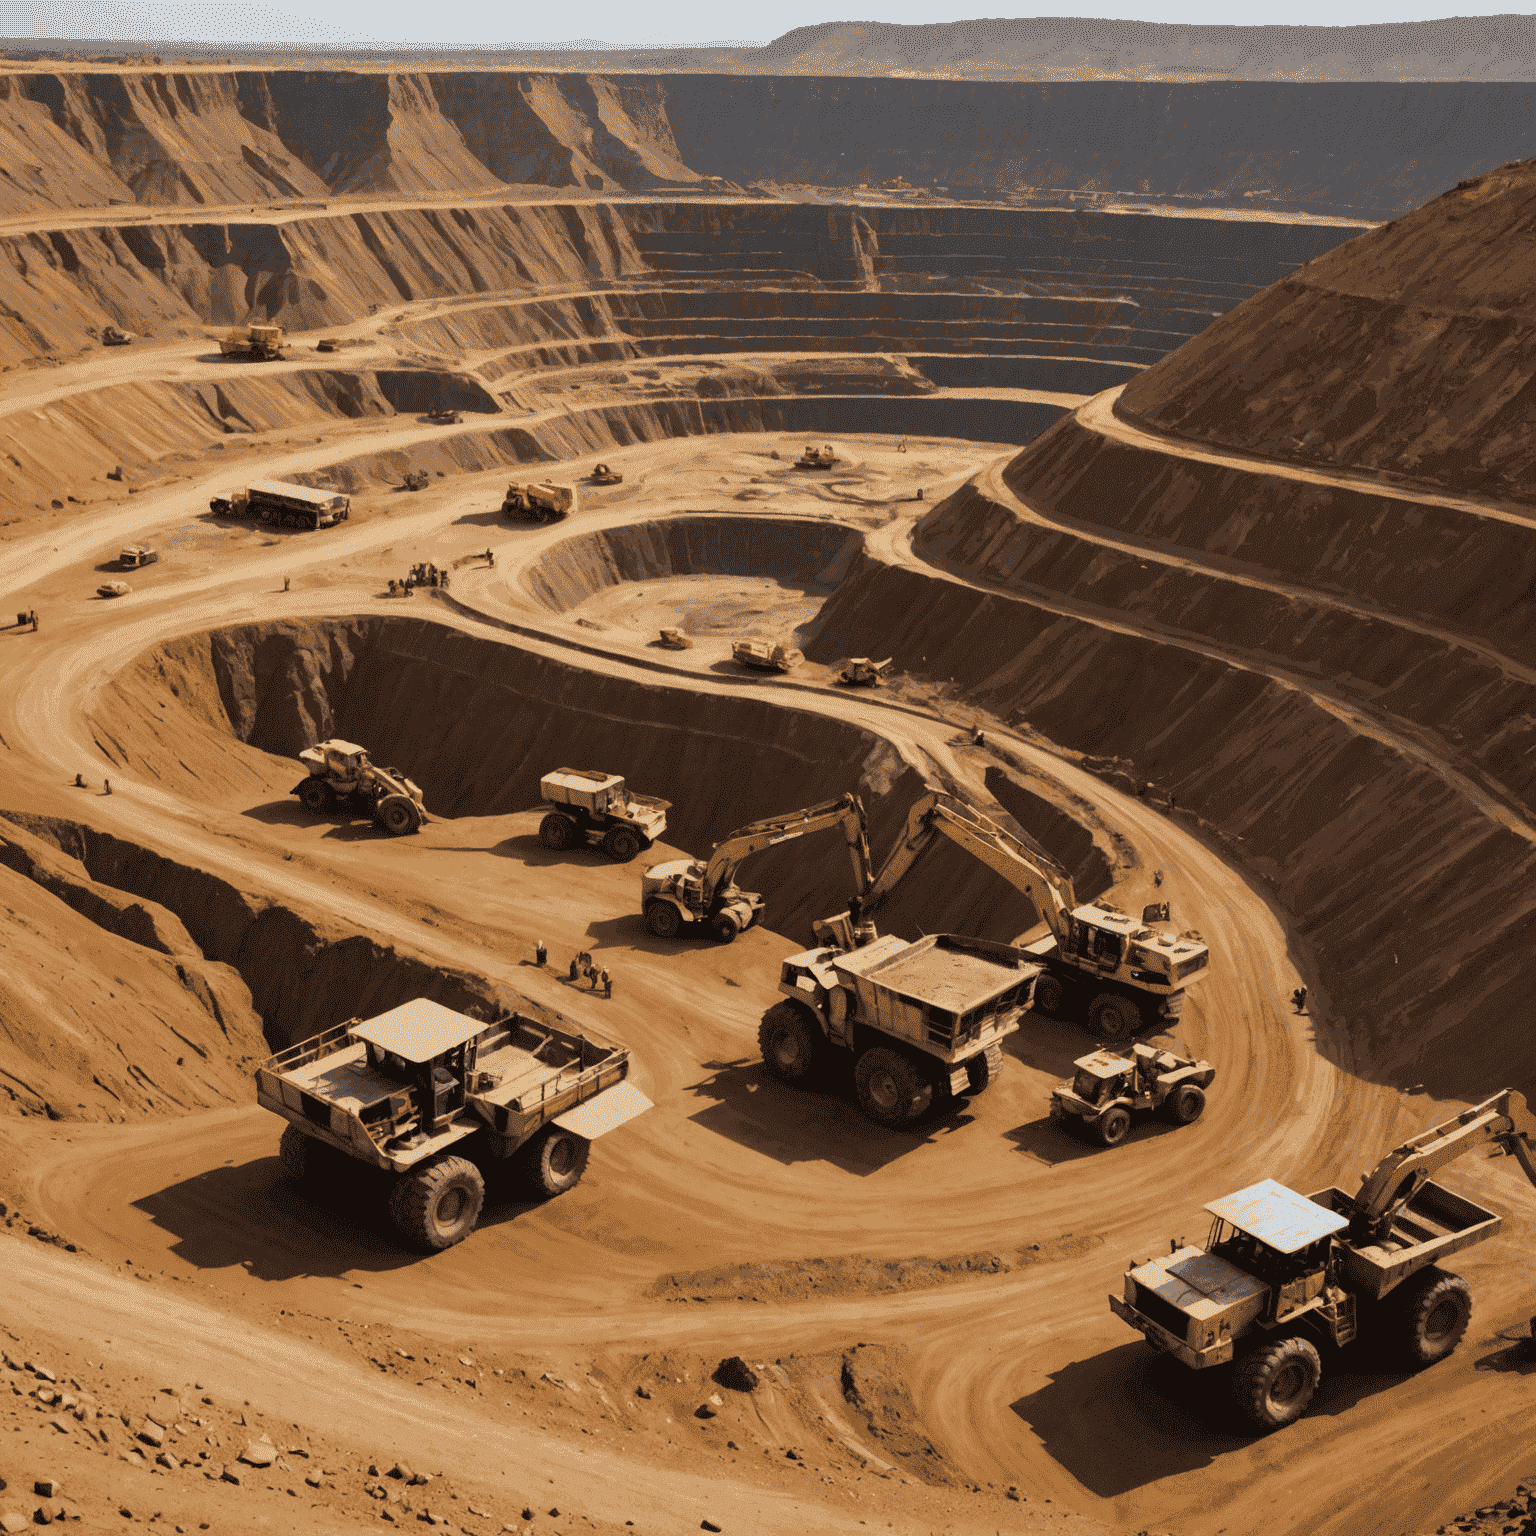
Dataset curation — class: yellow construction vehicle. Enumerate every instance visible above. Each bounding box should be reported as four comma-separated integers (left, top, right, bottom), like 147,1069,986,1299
778,786,1209,1043
641,793,870,944
218,323,287,360
1109,1089,1536,1431
291,739,427,835
732,638,803,672
837,656,892,687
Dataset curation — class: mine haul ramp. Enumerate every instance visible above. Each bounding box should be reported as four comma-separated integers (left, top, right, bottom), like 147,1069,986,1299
257,999,651,1250
1108,1089,1536,1431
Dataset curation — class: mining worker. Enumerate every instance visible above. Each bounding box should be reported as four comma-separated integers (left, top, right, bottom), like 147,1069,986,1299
29,610,38,631
283,576,290,592
568,957,579,982
601,968,611,999
103,778,112,795
970,724,985,747
1293,986,1308,1014
439,569,450,590
535,939,547,967
1168,791,1177,812
73,773,84,788
1153,868,1164,887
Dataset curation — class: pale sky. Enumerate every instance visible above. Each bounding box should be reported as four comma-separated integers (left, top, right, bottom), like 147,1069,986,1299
0,0,1519,49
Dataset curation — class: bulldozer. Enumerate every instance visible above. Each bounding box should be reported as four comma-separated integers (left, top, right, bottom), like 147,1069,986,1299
1109,1089,1536,1431
101,325,133,346
1050,1044,1214,1144
794,444,838,470
837,657,892,687
401,469,431,492
733,638,803,673
773,786,1210,1045
424,408,461,425
589,462,624,484
658,628,693,649
502,480,575,523
536,769,669,862
641,793,868,944
291,739,427,835
218,323,287,361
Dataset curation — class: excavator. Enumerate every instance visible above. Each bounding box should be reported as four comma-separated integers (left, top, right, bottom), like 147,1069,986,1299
640,793,872,943
1110,1088,1536,1431
783,786,1210,1043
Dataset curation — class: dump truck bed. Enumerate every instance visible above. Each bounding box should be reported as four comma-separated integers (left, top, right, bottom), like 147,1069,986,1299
1310,1180,1502,1300
257,1011,632,1172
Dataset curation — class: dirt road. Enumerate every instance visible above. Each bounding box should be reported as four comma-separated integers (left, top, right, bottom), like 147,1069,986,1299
7,402,1523,1536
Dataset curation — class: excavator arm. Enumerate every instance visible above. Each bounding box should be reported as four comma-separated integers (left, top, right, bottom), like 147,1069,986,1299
859,788,1078,944
702,793,872,908
1352,1088,1536,1241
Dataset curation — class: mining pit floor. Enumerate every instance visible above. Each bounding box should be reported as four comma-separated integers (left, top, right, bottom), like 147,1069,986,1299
0,163,1532,1536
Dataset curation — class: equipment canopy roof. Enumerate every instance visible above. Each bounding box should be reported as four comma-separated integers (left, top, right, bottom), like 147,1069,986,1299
1205,1178,1349,1254
350,999,484,1064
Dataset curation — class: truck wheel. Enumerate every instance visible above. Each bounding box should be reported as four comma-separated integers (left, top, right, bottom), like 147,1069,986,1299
854,1047,933,1128
387,1155,485,1252
278,1124,332,1182
1391,1268,1472,1367
712,911,742,944
1094,1105,1132,1147
523,1125,590,1198
1165,1083,1206,1125
1232,1336,1321,1431
758,1002,824,1083
1087,992,1142,1042
377,795,420,835
646,900,682,939
965,1052,997,1095
298,778,334,814
1033,973,1065,1015
602,827,641,862
540,813,576,850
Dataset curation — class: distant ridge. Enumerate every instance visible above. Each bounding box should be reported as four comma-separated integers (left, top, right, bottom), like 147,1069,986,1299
7,14,1536,80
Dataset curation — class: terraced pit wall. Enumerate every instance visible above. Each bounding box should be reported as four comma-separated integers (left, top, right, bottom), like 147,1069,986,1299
90,614,1112,958
3,70,1534,220
799,434,1536,1104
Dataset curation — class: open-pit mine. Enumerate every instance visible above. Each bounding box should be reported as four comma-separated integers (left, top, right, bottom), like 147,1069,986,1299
1,52,1536,1536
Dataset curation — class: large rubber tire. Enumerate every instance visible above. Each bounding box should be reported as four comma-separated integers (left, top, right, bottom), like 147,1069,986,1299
1087,991,1143,1042
1033,972,1066,1015
1165,1083,1206,1126
965,1052,997,1095
522,1125,590,1199
387,1155,485,1252
602,826,642,862
646,900,682,939
377,795,420,836
297,778,334,814
278,1123,334,1182
1232,1335,1322,1432
1094,1105,1132,1147
1390,1268,1472,1368
854,1047,934,1128
758,1001,824,1084
712,910,742,944
539,813,577,851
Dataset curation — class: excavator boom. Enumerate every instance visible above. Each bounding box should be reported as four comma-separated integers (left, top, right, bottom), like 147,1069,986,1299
1353,1088,1536,1237
861,789,1077,943
702,793,872,907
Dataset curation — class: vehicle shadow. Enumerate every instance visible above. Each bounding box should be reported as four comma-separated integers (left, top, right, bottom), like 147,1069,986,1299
1474,1328,1536,1375
1005,1112,1183,1167
683,1055,977,1175
1005,1012,1096,1078
133,1157,546,1281
579,910,777,959
483,831,615,868
241,800,310,826
1011,1343,1415,1497
450,510,504,527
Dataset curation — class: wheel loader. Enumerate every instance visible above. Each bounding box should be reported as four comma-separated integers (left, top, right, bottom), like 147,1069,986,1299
794,444,838,470
1108,1089,1536,1431
291,739,427,835
256,997,651,1251
101,325,133,346
589,462,623,484
658,628,693,649
536,769,669,862
1050,1044,1214,1145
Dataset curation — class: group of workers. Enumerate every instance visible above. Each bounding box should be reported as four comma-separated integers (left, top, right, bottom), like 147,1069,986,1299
530,940,612,997
388,562,451,598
